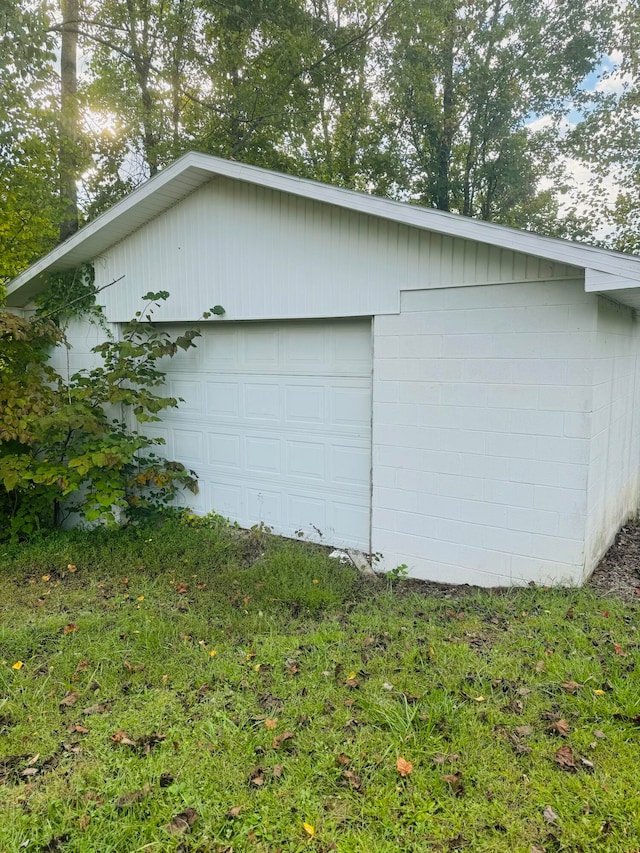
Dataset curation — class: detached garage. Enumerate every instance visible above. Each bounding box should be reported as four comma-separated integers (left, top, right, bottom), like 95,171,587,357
7,152,640,587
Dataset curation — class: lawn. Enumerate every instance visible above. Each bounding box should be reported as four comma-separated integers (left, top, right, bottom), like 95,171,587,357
0,515,639,852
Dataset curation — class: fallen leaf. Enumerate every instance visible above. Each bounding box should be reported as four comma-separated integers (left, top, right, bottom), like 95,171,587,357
554,745,577,771
613,642,626,656
441,772,465,796
336,753,351,767
82,702,109,715
580,756,595,769
227,806,242,819
159,772,174,788
564,606,574,620
26,754,40,766
67,564,77,572
110,729,137,747
433,753,460,765
209,649,217,657
42,574,51,581
12,661,23,670
473,696,485,702
59,691,80,708
76,660,89,672
249,766,265,787
21,767,39,777
515,726,533,737
264,718,278,730
303,823,315,837
396,756,413,777
561,681,583,694
70,724,89,734
272,731,295,749
594,729,605,739
534,660,545,673
175,583,189,595
123,660,145,673
593,689,606,696
165,807,198,835
78,814,90,832
382,682,394,691
543,805,559,822
116,784,151,809
63,623,78,635
342,769,363,791
273,764,283,778
547,719,570,737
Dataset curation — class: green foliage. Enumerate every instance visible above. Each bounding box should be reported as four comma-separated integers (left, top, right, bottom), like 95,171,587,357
0,293,200,540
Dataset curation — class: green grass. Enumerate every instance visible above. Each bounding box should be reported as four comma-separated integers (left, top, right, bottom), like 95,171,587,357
0,516,639,852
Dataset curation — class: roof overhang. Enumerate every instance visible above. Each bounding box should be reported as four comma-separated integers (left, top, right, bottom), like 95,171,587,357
6,151,640,308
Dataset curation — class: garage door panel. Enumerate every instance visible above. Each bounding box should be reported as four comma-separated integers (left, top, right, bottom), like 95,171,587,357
247,487,282,526
331,445,370,486
207,432,241,470
330,386,370,428
149,319,372,549
284,385,325,424
173,429,203,464
245,436,281,474
169,380,203,414
206,382,239,418
286,439,326,481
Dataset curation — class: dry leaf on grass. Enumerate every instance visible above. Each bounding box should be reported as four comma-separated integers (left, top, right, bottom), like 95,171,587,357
110,729,137,747
82,702,110,715
554,745,577,771
543,805,559,822
59,691,80,708
63,623,78,635
272,731,295,749
441,772,465,796
561,681,583,694
264,718,278,730
547,719,570,737
165,807,198,835
396,756,413,777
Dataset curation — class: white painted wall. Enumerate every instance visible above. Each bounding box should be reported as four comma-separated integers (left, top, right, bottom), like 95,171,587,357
47,316,111,380
583,298,640,576
95,177,579,324
371,279,600,586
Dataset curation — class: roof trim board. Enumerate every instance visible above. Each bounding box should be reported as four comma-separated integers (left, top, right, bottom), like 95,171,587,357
7,151,640,306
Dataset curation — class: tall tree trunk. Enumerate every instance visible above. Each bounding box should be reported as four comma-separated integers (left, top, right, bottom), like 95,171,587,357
435,10,455,212
59,0,79,241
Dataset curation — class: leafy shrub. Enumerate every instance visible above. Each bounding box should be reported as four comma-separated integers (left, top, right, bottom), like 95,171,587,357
0,292,200,540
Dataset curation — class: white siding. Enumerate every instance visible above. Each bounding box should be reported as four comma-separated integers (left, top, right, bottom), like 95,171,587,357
48,317,113,380
584,298,640,575
95,178,579,323
371,280,598,586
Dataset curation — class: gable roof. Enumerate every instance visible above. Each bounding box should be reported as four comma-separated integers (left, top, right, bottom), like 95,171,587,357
7,150,640,308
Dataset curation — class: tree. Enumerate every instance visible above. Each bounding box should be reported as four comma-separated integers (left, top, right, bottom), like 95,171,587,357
567,4,640,252
370,0,616,227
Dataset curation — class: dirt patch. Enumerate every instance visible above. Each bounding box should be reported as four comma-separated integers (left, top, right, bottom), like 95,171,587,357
385,522,640,603
586,523,640,603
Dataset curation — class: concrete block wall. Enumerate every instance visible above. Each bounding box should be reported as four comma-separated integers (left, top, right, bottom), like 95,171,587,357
371,279,597,586
584,298,640,575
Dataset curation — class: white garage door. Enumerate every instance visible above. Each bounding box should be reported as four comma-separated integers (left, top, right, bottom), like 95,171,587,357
147,319,372,550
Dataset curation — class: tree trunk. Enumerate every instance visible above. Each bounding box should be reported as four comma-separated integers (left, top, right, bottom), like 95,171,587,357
435,11,455,212
59,0,79,242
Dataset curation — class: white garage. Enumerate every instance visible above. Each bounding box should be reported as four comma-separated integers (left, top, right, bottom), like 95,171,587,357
148,319,372,549
9,151,640,587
